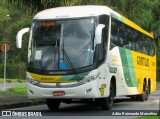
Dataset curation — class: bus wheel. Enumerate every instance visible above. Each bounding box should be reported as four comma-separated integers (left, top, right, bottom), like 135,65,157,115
138,83,146,101
101,83,114,110
46,99,61,110
145,86,149,100
130,95,138,101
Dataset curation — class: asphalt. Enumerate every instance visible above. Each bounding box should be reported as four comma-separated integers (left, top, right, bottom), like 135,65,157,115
0,85,160,110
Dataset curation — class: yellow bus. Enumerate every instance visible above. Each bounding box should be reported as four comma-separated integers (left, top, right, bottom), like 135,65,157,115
16,5,156,110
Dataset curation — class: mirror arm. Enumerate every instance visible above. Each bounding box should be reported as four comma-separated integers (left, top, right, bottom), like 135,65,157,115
95,24,105,44
16,28,29,48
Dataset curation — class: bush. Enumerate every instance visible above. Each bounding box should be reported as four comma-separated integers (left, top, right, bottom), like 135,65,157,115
6,79,12,83
17,79,22,83
0,63,26,79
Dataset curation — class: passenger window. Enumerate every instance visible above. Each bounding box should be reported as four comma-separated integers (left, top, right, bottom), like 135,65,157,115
110,19,119,49
132,30,137,51
146,37,151,55
150,39,155,56
110,18,155,56
118,24,126,47
134,31,138,51
123,27,133,50
141,35,148,54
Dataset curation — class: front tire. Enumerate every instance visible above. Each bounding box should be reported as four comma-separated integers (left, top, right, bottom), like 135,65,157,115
46,99,61,110
130,95,138,101
101,83,114,110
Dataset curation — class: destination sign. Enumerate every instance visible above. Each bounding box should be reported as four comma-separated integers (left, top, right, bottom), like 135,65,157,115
38,21,56,27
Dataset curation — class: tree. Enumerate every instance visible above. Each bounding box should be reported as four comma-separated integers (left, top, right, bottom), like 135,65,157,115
6,0,78,11
1,0,160,79
0,8,11,40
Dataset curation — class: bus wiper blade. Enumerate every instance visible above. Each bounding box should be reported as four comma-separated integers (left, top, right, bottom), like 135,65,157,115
62,49,76,73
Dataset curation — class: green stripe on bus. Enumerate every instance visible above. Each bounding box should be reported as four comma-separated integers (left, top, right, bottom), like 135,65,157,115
110,13,124,23
119,47,137,87
59,72,89,81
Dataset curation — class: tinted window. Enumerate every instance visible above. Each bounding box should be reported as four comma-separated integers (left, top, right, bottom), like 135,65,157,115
110,19,121,49
110,18,155,56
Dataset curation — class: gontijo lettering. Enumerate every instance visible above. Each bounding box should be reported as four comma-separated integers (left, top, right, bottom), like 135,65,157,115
137,56,149,67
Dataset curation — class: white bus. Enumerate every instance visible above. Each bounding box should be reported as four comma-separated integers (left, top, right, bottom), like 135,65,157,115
16,5,156,110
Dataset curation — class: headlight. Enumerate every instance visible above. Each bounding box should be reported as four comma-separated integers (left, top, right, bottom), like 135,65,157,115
26,77,39,85
79,73,100,84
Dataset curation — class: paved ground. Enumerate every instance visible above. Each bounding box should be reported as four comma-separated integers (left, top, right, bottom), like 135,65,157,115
6,90,159,119
0,94,45,110
0,82,45,110
0,84,159,110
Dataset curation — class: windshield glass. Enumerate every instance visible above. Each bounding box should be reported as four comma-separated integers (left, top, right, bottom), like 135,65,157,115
28,18,95,70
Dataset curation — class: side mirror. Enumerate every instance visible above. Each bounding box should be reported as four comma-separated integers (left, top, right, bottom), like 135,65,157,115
16,27,29,48
95,24,105,44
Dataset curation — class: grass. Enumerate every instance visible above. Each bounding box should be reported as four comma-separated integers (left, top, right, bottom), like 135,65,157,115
0,78,26,83
0,85,27,95
157,82,160,85
135,116,159,119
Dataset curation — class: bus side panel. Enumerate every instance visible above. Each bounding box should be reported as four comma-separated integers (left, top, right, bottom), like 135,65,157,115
108,46,156,97
132,51,156,93
108,47,139,96
119,47,156,94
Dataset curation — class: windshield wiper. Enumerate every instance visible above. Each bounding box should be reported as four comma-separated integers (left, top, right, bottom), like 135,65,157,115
62,47,76,73
60,23,76,73
61,36,76,72
41,47,58,70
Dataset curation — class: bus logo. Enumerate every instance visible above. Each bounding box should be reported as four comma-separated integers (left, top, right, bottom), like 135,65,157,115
99,84,106,96
56,83,61,87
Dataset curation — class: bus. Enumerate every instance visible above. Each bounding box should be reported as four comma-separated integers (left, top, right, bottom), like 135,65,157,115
16,5,156,110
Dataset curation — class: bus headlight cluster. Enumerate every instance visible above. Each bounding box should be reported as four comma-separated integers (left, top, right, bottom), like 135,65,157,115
79,73,100,84
26,77,39,85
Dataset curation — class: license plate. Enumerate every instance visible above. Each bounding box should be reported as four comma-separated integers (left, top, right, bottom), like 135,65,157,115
53,91,65,96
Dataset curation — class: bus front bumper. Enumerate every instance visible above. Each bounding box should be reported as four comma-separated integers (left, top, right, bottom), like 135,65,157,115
27,81,99,99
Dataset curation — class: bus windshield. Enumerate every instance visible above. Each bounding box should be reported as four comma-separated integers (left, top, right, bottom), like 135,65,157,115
28,18,95,71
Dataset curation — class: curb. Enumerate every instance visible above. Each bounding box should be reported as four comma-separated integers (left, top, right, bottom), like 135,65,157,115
0,100,46,110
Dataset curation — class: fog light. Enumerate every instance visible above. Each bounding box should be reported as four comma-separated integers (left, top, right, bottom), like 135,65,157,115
26,77,39,85
85,88,92,94
29,90,34,95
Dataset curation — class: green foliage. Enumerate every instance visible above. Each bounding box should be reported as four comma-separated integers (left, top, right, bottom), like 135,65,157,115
5,0,160,38
0,78,26,83
0,85,27,94
0,7,11,39
17,79,22,83
0,0,159,79
135,116,159,119
6,79,12,83
0,63,26,79
11,85,27,94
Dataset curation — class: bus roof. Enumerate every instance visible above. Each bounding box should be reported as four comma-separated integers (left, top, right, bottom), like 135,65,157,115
109,9,154,39
34,6,110,19
34,5,154,39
